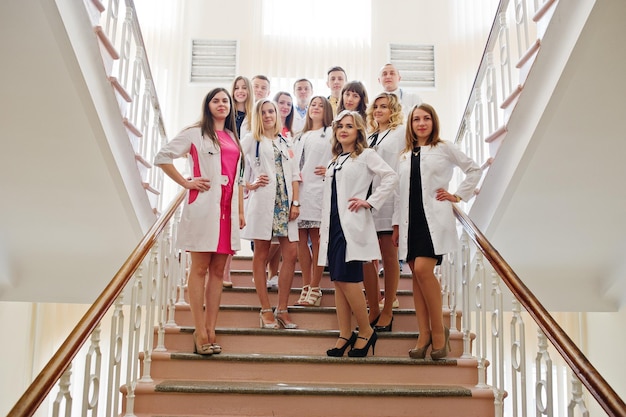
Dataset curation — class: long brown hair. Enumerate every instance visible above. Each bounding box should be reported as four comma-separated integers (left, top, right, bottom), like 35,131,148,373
302,96,334,134
231,76,253,130
404,103,442,153
337,81,369,120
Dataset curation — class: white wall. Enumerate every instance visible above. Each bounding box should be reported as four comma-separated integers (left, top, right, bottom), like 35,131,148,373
138,0,497,143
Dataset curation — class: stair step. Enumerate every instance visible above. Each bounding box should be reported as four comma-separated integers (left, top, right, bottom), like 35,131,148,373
159,327,469,358
219,286,415,308
127,380,494,417
147,351,480,386
225,269,415,291
173,303,462,332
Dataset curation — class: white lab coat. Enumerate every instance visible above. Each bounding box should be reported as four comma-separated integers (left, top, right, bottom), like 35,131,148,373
240,133,300,241
368,127,404,232
318,149,398,265
293,126,333,222
394,141,481,259
292,107,307,136
154,127,242,252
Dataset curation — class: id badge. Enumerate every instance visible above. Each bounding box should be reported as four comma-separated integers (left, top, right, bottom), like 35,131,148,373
220,175,229,185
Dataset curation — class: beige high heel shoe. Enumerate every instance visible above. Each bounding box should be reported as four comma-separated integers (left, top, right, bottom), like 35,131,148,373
275,309,298,329
294,285,310,305
408,336,432,359
430,327,451,360
305,287,322,306
259,308,279,329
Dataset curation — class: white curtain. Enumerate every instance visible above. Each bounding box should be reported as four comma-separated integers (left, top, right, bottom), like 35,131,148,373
251,0,372,94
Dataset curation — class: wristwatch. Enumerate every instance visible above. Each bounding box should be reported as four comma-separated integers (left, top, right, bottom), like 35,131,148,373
292,200,301,207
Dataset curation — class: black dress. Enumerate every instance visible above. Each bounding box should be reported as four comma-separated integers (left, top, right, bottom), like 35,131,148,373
327,170,364,283
406,147,443,264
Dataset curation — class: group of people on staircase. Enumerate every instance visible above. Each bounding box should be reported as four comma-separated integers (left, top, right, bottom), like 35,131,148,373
154,64,481,359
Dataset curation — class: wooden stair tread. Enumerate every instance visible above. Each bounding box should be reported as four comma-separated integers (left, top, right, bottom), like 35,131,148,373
153,380,474,397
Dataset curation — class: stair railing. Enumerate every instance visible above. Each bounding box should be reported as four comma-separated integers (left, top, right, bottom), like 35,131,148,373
447,206,626,417
454,0,557,170
7,190,186,417
99,0,168,211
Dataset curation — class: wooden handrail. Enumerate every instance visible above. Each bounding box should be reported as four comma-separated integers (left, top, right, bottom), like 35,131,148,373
453,206,626,417
7,190,186,417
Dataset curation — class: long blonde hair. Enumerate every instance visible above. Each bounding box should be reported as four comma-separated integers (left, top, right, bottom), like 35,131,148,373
252,99,282,141
366,92,403,133
331,110,368,160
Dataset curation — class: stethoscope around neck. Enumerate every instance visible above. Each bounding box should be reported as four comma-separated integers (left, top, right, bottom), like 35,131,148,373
326,152,352,178
254,134,289,167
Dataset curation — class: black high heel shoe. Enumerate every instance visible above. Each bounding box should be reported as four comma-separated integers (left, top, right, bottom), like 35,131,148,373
348,331,378,357
327,332,357,357
374,316,393,332
430,326,451,360
356,314,379,331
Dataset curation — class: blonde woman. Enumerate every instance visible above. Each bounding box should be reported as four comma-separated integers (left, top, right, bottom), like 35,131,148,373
319,110,397,357
241,99,300,329
362,92,405,331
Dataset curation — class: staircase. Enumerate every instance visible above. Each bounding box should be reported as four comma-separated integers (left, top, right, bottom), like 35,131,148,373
127,256,495,417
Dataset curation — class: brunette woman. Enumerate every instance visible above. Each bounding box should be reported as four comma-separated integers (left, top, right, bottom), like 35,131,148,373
293,96,334,306
337,81,369,121
393,104,480,359
154,88,244,355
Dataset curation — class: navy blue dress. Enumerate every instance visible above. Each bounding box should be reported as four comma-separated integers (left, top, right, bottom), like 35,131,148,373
327,172,364,282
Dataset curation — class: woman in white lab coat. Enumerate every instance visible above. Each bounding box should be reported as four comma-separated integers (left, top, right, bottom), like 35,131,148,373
392,103,481,360
319,110,397,357
362,92,405,331
154,88,244,355
292,96,334,307
241,99,301,329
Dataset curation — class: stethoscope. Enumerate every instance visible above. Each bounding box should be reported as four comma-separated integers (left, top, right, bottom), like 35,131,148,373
368,129,391,150
326,152,352,178
255,134,290,167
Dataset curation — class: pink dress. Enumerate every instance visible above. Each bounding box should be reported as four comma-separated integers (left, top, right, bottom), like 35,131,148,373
216,130,240,254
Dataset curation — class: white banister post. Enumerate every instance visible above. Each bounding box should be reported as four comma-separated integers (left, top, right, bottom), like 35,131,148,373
510,300,528,417
81,326,102,417
140,244,159,382
490,270,505,416
460,231,472,359
474,251,489,389
106,294,124,417
567,372,590,417
52,364,73,417
535,329,554,417
123,265,144,417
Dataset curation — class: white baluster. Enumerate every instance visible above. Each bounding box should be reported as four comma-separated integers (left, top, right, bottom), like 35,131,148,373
514,0,530,57
535,329,554,417
106,294,124,417
490,270,505,415
474,251,489,389
140,244,159,381
123,265,144,417
567,372,590,417
82,326,102,417
460,232,472,359
52,364,72,417
510,299,528,417
497,11,513,101
485,52,499,135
